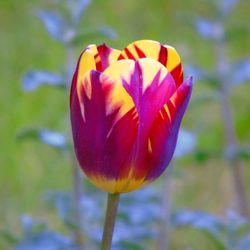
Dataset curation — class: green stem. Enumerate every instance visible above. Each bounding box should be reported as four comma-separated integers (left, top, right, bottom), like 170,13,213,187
101,193,120,250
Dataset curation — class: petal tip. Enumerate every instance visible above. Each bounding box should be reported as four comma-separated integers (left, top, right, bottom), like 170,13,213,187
183,76,193,89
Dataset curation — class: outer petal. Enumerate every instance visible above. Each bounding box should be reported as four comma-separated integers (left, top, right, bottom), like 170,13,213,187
70,68,137,193
144,77,193,181
70,44,120,107
118,40,183,87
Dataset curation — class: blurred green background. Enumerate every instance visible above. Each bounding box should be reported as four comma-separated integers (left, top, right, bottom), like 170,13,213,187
0,0,249,249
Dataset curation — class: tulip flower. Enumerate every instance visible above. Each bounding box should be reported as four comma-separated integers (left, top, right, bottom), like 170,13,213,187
70,40,192,194
70,40,192,249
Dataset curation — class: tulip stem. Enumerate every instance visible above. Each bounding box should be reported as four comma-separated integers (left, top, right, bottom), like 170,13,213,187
101,193,120,250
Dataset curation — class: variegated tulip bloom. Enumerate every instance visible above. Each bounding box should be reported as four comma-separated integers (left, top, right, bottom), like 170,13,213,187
70,40,192,193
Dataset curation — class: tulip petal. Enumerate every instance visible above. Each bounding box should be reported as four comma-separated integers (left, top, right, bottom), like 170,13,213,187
124,60,176,171
70,44,120,107
93,44,121,72
103,59,135,118
144,77,193,180
71,68,140,193
118,40,183,86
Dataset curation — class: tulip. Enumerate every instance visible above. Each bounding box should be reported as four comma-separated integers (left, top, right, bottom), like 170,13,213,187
70,40,192,194
70,40,192,249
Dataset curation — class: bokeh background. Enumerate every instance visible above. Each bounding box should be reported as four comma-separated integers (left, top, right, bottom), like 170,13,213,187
0,0,249,249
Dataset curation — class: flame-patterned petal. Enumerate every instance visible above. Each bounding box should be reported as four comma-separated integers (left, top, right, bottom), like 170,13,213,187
144,77,192,180
118,40,183,87
71,67,137,193
70,44,120,107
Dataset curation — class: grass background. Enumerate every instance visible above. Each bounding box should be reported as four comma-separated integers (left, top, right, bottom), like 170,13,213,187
0,0,249,249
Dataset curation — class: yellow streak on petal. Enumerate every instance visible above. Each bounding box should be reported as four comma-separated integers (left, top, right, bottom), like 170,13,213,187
148,138,153,153
107,48,121,65
77,45,97,82
76,71,92,121
77,71,92,99
119,40,182,74
165,45,181,72
163,104,172,123
120,40,161,61
138,58,169,91
170,92,178,107
159,110,164,120
76,46,97,104
103,60,135,118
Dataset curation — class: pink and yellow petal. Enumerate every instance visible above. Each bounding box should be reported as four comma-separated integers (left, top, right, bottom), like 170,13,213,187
125,77,192,182
82,44,121,72
76,44,121,77
93,44,121,72
118,40,183,86
145,77,193,180
103,59,135,118
72,69,143,191
70,44,120,107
